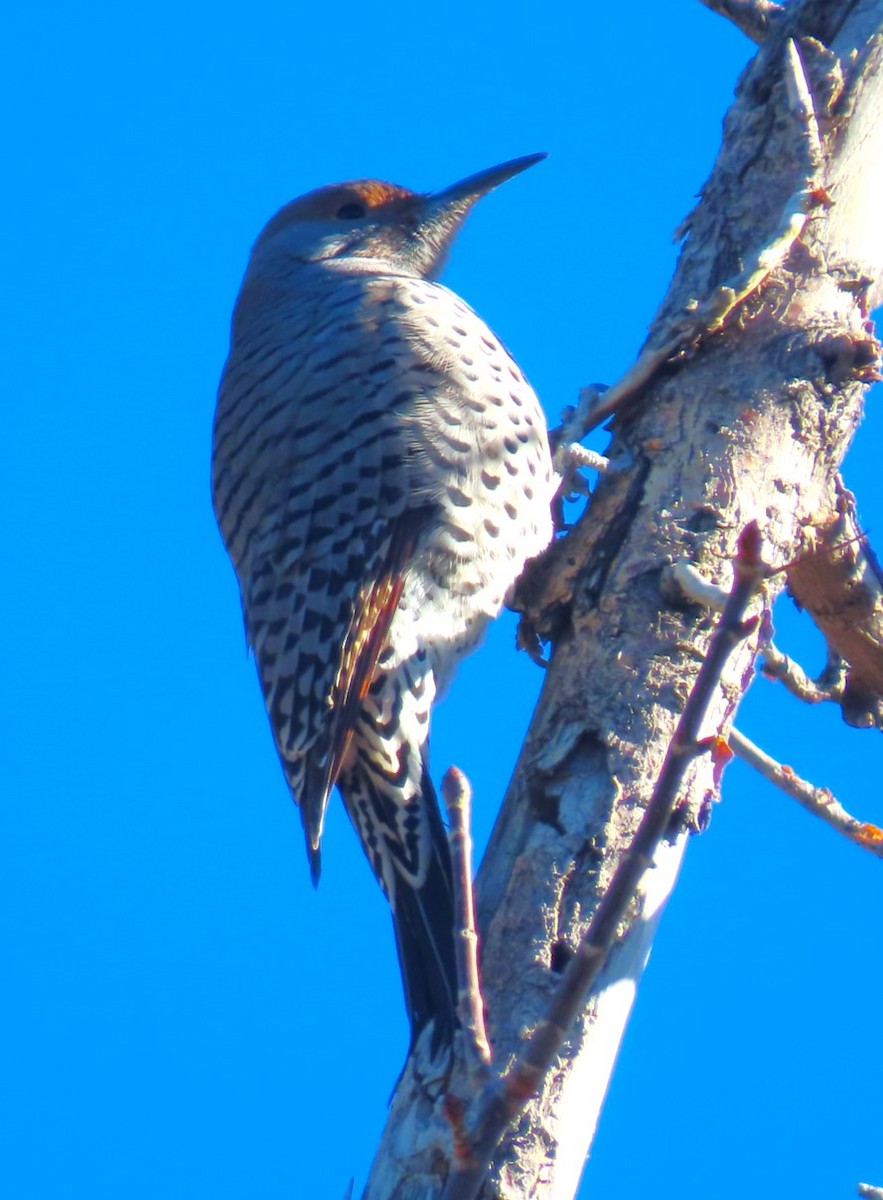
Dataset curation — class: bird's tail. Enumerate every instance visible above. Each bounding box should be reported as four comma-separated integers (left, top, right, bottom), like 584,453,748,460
390,765,459,1056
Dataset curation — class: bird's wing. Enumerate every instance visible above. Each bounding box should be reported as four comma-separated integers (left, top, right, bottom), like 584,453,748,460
213,271,439,868
245,506,435,879
323,513,423,796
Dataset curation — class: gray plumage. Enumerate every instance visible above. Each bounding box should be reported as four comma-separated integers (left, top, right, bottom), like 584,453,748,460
212,156,555,1048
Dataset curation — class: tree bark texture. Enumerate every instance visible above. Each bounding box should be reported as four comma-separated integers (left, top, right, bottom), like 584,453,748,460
364,3,883,1196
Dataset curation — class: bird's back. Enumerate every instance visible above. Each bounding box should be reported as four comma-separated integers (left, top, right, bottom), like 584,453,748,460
213,258,553,828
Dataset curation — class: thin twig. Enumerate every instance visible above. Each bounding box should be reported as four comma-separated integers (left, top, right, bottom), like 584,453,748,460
730,727,883,857
671,560,850,708
672,561,856,717
442,524,768,1200
700,0,784,43
580,190,812,431
760,642,844,705
441,767,492,1070
578,326,694,432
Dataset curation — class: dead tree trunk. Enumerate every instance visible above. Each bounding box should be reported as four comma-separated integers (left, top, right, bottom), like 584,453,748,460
364,2,883,1195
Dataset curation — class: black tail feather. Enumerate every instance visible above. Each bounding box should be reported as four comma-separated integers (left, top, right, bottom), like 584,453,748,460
391,768,459,1055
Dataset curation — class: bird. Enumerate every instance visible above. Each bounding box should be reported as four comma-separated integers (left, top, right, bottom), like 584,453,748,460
212,154,556,1053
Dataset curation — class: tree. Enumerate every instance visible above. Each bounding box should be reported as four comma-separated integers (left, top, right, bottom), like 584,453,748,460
364,2,883,1195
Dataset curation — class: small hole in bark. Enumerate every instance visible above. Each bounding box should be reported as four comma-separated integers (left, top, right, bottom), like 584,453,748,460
685,506,721,534
550,941,573,973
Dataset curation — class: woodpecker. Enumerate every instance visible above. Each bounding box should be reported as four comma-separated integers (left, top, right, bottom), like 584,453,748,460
212,154,555,1051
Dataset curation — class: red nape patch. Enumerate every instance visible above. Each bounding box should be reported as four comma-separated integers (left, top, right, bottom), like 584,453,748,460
346,180,413,208
260,179,414,239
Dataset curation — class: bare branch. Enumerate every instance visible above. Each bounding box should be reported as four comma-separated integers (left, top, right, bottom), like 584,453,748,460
700,0,784,43
671,559,873,728
442,525,768,1200
441,767,492,1072
577,321,696,433
760,641,845,705
729,727,883,857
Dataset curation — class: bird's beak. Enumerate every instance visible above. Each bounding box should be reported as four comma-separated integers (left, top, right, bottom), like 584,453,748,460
429,152,548,209
412,153,546,277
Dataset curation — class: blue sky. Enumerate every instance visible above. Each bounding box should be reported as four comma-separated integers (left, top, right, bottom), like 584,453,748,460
3,3,881,1197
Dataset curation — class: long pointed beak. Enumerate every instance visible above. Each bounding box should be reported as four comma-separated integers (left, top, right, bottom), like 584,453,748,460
410,153,546,278
430,152,547,207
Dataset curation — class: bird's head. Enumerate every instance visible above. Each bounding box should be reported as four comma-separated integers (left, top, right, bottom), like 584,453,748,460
249,153,546,279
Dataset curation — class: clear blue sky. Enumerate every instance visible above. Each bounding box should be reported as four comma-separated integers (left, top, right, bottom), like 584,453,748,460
4,3,881,1197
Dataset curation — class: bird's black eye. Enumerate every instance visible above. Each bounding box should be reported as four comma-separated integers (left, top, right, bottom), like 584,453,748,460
336,202,366,220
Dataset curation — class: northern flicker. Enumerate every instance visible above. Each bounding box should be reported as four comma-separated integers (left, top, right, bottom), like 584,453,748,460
212,154,556,1050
